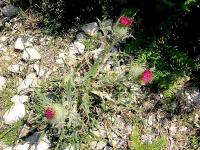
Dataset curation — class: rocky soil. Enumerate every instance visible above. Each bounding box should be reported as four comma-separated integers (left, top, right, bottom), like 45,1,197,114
0,1,200,150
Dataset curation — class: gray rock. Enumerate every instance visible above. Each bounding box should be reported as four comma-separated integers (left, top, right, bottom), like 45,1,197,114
76,32,88,42
68,41,85,55
178,86,200,111
104,19,113,28
13,133,50,150
81,22,99,36
194,113,199,126
184,87,200,104
111,46,118,52
2,5,18,17
148,114,156,126
0,1,6,7
3,102,25,124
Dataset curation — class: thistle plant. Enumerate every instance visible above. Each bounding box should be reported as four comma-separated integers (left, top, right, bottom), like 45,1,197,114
30,12,155,149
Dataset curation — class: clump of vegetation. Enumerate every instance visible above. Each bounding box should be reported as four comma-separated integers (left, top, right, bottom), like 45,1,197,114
124,0,199,99
26,14,159,149
1,0,199,149
0,120,23,145
130,126,167,150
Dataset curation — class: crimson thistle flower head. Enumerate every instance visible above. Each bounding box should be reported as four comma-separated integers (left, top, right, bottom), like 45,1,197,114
44,107,56,120
140,69,153,84
43,103,65,124
119,16,133,27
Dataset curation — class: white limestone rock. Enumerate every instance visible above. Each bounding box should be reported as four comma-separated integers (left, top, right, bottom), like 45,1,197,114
11,95,29,103
92,48,103,60
34,135,50,150
8,64,23,73
17,73,38,93
15,37,33,51
15,38,25,50
0,76,6,90
81,22,99,36
13,134,50,150
22,47,41,61
13,143,30,150
3,103,25,124
56,52,67,64
3,95,28,124
56,58,64,64
33,64,46,77
68,41,85,55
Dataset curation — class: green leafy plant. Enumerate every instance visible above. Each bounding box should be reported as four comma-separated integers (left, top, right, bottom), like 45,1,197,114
130,126,167,150
0,120,23,145
125,35,198,99
28,14,157,149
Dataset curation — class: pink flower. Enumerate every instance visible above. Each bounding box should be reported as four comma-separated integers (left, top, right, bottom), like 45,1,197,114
119,16,133,27
44,107,55,120
140,69,153,84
